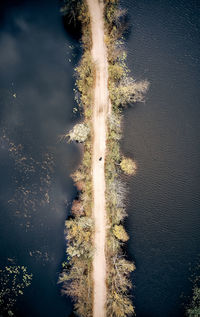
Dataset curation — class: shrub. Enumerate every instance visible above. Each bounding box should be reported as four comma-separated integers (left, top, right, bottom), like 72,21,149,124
113,225,129,242
107,255,136,316
65,216,92,257
108,63,124,82
109,78,149,108
71,200,85,217
120,157,137,175
75,51,95,118
68,123,90,143
59,258,93,317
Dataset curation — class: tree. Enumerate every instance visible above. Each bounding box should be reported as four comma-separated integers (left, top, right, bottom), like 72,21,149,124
107,255,136,316
65,217,93,258
109,77,149,108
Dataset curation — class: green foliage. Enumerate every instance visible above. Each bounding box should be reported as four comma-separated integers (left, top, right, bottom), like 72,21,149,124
76,52,94,93
108,63,124,82
108,113,121,140
76,51,95,119
104,0,119,26
0,265,32,316
186,286,200,316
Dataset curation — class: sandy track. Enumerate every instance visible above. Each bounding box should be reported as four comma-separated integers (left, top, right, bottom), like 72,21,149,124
86,0,110,316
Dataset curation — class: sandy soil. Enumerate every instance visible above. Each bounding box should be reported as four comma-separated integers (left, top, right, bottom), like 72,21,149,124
86,0,111,316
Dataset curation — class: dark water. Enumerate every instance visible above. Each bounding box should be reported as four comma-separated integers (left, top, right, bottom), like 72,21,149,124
121,0,200,316
0,0,77,315
0,0,200,316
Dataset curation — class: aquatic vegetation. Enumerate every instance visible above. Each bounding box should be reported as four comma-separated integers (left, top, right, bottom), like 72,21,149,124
1,131,55,230
0,265,32,316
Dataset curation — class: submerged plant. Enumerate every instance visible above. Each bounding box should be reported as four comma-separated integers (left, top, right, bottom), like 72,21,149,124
0,265,32,316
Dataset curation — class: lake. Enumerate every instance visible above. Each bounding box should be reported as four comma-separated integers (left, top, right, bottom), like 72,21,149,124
0,0,200,316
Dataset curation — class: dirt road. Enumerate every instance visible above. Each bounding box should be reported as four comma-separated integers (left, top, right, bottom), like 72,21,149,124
86,0,111,316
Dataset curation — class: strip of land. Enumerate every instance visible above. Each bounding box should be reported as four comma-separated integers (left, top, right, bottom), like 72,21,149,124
86,0,111,316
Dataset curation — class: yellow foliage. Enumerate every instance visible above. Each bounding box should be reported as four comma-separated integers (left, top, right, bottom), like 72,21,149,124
113,225,129,242
109,63,125,82
120,157,137,175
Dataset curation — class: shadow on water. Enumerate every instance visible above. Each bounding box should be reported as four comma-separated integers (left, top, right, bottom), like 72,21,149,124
61,14,82,42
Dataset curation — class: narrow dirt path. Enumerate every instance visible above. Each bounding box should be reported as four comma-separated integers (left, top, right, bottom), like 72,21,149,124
86,0,111,316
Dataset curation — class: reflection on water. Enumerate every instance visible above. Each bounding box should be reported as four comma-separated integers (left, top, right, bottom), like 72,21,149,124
0,0,79,315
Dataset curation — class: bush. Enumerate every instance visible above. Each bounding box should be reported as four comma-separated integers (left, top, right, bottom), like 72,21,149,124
59,258,93,317
65,216,93,258
120,157,137,175
109,77,149,108
107,255,136,316
68,123,90,143
113,225,129,242
71,200,85,217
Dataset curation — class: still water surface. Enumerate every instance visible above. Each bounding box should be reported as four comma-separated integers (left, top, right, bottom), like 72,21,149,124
122,0,200,316
0,0,200,316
